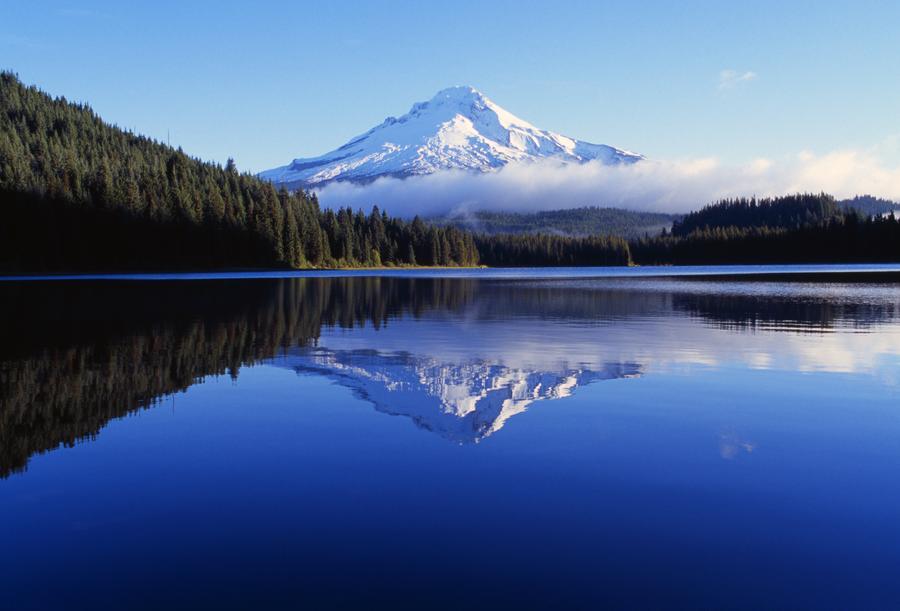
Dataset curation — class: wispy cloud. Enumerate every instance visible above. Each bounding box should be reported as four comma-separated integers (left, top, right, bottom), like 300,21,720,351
718,69,757,91
313,148,900,216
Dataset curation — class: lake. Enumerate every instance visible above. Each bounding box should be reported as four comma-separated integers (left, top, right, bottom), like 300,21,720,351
2,266,900,609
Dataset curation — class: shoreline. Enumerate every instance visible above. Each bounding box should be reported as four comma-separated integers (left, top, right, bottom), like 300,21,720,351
3,262,900,282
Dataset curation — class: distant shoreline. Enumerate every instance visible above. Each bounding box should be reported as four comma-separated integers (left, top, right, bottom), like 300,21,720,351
3,263,900,283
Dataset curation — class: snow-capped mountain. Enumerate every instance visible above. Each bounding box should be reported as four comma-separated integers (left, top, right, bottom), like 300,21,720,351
277,347,642,444
260,86,643,189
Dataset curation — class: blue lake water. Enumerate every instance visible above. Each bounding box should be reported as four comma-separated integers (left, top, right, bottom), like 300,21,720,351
1,266,900,609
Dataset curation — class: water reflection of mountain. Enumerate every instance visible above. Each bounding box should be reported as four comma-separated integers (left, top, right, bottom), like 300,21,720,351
282,348,640,443
1,275,897,476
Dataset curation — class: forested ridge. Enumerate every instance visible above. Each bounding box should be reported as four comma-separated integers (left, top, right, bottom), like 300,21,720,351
671,194,843,236
436,206,677,239
476,233,631,266
633,194,900,265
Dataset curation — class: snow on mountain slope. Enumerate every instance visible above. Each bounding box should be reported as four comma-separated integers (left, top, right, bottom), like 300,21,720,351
259,86,643,189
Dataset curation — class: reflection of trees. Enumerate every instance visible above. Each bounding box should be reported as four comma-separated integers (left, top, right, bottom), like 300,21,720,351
1,275,896,476
454,280,898,332
0,278,474,477
670,290,900,332
470,283,675,320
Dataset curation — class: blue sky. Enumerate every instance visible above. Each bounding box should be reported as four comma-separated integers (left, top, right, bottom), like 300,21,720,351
4,0,900,175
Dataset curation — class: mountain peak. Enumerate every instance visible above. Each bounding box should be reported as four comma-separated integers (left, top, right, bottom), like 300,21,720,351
405,85,494,122
260,87,643,189
431,85,484,100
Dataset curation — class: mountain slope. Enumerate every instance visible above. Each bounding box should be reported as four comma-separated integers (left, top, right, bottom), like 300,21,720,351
260,86,642,189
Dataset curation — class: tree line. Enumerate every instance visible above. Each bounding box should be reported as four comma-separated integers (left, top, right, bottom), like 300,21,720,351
634,194,900,265
476,233,631,266
670,193,843,237
437,206,677,239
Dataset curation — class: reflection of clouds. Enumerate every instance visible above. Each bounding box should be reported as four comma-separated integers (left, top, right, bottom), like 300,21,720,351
318,316,900,379
785,332,900,375
747,352,773,370
719,430,757,460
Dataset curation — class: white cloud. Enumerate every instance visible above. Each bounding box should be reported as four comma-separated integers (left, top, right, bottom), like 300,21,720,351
718,69,757,90
313,149,900,216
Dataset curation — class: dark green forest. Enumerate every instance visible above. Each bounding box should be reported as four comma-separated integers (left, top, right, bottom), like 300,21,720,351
671,193,843,236
476,233,631,266
633,194,900,265
436,206,677,239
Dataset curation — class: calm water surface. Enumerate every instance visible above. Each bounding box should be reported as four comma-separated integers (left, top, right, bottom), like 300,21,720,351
2,267,900,609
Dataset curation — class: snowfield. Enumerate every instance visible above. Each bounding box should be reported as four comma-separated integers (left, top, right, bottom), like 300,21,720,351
259,86,643,189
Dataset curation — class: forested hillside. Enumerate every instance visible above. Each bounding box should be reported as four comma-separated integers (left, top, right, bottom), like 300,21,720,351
477,233,631,266
0,72,478,271
436,206,676,239
671,194,844,237
634,194,900,265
